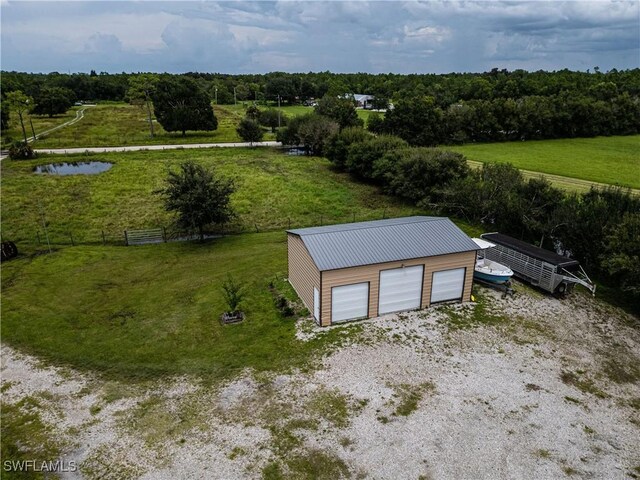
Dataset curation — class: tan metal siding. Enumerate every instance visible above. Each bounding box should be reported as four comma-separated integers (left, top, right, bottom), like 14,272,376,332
287,234,321,316
321,251,476,326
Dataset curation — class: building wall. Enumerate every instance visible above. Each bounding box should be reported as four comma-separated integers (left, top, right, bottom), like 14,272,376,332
287,234,321,319
320,251,476,326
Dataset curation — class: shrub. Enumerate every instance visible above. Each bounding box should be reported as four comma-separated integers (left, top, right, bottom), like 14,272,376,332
221,275,245,313
324,127,371,170
380,148,469,203
8,141,36,160
345,135,407,182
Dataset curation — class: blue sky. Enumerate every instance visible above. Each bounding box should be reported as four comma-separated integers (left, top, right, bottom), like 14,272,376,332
1,1,638,74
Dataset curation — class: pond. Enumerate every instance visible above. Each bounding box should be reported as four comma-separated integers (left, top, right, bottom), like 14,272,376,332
33,161,113,175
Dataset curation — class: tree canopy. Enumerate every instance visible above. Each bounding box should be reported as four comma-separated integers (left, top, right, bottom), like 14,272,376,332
31,86,75,117
156,161,235,240
151,76,218,136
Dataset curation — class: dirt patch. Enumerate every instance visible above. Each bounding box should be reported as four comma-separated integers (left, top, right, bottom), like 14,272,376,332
2,285,639,479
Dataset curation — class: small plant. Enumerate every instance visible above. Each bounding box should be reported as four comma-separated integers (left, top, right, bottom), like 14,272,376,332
8,141,36,160
222,275,245,314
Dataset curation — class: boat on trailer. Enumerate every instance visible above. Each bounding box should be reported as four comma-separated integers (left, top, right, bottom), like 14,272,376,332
472,238,514,285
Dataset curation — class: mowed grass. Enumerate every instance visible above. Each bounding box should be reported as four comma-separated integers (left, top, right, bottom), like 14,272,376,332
447,135,640,189
225,103,378,124
0,231,348,379
1,147,422,246
27,103,245,148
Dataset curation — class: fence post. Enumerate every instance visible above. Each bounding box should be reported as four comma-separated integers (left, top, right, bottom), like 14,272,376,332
124,230,128,246
163,226,167,242
69,232,75,246
102,230,106,246
254,223,259,233
36,231,41,245
382,208,387,219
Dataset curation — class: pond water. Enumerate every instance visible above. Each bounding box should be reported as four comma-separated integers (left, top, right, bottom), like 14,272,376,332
34,162,113,175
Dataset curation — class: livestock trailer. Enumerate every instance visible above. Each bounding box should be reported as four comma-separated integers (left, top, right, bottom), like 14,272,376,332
480,232,596,296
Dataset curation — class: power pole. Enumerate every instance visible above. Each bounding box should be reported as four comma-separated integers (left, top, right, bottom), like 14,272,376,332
278,95,281,128
215,87,218,105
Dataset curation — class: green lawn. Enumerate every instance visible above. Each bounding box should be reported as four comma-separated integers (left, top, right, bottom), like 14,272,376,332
447,136,640,189
25,103,245,148
0,232,359,379
1,147,423,247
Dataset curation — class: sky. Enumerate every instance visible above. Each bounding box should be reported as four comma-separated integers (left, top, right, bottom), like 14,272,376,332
1,1,639,74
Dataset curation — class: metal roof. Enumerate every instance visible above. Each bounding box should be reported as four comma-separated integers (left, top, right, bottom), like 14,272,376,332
288,216,479,271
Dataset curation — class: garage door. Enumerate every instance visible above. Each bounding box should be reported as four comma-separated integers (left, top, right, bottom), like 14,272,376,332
379,265,424,315
331,283,369,323
431,268,466,303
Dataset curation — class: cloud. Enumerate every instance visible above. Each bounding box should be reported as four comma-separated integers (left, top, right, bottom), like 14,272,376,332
1,1,638,73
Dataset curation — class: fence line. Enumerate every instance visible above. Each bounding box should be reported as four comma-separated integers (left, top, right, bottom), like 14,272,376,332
16,208,405,250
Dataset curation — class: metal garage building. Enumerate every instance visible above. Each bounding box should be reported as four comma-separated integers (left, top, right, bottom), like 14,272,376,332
287,216,479,326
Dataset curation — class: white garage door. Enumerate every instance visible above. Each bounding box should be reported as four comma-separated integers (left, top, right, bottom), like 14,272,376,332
431,268,466,303
331,283,369,323
378,265,424,315
313,287,320,323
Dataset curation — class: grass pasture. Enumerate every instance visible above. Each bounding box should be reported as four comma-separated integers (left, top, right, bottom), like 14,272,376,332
0,232,349,379
1,107,82,146
1,147,423,247
448,135,640,189
22,103,246,148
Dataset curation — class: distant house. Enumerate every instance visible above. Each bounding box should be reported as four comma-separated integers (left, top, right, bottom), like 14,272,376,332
352,94,375,109
287,216,479,326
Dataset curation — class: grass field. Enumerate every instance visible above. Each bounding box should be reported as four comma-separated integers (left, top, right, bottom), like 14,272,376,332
0,144,488,379
25,104,248,148
1,147,424,247
1,107,82,146
0,232,360,380
9,102,377,149
448,135,640,189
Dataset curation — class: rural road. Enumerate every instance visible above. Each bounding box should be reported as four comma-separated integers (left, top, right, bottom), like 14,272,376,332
33,141,283,155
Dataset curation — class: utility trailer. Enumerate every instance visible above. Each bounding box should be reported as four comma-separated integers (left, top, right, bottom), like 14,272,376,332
480,232,596,296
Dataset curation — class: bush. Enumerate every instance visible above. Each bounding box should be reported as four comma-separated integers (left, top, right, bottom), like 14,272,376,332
277,113,338,155
236,118,264,144
345,135,407,182
366,113,385,134
8,141,36,160
379,148,469,203
324,127,371,170
221,275,245,313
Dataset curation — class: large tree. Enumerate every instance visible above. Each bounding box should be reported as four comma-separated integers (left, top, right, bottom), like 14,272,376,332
151,76,217,136
156,161,235,240
127,74,158,138
314,95,363,129
5,90,33,143
31,87,75,117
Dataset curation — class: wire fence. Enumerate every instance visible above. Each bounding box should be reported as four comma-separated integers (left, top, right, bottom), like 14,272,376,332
16,208,403,250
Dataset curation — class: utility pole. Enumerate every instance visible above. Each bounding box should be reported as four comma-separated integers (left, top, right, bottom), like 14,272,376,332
215,87,218,105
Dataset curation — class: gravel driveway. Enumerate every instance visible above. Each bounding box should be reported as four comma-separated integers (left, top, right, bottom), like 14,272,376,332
2,286,639,479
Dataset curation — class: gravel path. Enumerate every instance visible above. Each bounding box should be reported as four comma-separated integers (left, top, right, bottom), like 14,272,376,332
2,286,639,479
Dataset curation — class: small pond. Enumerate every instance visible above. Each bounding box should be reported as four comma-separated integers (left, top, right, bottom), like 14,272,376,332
34,161,113,175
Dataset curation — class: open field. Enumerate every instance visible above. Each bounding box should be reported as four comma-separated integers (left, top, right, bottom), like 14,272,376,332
8,102,376,150
2,283,638,479
1,147,425,247
17,103,246,148
448,135,640,190
1,107,82,146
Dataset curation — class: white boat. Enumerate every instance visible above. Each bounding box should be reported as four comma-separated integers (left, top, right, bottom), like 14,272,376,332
472,238,514,284
474,257,514,284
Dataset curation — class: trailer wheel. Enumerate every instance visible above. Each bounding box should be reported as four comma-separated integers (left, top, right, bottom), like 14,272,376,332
556,282,567,296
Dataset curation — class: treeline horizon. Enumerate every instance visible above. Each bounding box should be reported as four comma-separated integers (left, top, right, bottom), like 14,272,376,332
3,68,640,106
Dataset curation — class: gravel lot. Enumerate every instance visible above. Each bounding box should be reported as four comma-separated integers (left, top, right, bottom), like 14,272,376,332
2,286,639,479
